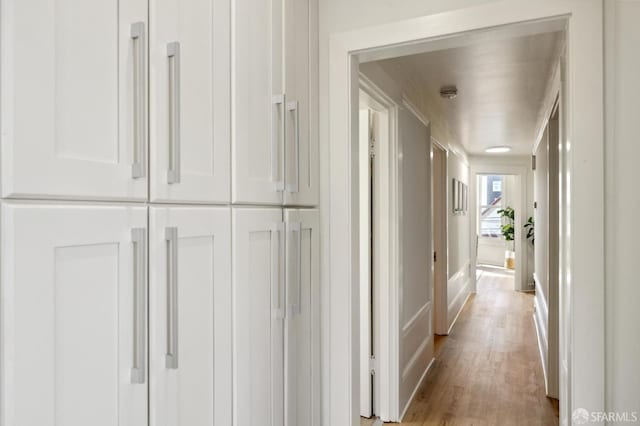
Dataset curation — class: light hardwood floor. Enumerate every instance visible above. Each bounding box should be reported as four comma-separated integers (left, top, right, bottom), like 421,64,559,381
362,267,559,425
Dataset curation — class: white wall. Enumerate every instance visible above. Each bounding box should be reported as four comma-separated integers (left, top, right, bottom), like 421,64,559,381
446,152,472,329
604,0,640,416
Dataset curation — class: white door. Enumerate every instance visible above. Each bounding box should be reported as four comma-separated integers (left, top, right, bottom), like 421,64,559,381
0,203,148,426
149,206,232,426
233,208,285,426
284,209,321,426
397,106,433,411
232,0,284,205
0,0,148,201
283,0,319,207
149,0,230,203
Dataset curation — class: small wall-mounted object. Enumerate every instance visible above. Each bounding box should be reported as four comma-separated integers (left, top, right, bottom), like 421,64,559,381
452,179,468,215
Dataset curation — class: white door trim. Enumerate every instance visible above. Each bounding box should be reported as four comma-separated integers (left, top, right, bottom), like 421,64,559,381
358,75,400,421
324,2,605,425
469,165,528,292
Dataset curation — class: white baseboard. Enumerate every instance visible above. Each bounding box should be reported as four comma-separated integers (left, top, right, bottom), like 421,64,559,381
399,357,435,422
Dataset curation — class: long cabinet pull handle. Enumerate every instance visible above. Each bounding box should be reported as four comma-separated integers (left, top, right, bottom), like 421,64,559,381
131,227,147,384
272,95,286,192
166,42,181,184
165,227,179,369
286,101,300,193
131,22,147,179
288,222,302,316
272,222,285,319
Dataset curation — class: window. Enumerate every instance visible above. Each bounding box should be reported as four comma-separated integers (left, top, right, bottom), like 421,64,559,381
478,175,503,238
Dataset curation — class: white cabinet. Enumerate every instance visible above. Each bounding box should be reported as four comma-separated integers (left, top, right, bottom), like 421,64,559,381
149,0,230,203
0,203,148,426
283,0,319,207
284,209,321,426
232,0,318,206
232,208,320,426
149,206,232,426
232,208,285,426
1,0,149,201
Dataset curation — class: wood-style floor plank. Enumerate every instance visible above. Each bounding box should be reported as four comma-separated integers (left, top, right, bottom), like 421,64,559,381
361,267,559,425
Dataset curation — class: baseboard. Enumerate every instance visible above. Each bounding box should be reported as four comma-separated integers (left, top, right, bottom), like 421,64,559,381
399,357,435,422
533,311,549,396
447,277,472,335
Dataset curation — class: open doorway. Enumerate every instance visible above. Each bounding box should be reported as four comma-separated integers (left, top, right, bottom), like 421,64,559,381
475,174,517,285
326,4,605,425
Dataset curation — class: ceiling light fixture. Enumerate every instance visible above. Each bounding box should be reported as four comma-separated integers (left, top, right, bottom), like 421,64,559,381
439,85,458,99
485,146,512,154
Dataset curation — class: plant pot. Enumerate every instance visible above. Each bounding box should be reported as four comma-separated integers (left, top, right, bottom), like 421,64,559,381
504,250,515,270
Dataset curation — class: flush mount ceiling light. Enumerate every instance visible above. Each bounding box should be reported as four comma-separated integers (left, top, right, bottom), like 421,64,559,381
439,85,458,99
485,146,512,154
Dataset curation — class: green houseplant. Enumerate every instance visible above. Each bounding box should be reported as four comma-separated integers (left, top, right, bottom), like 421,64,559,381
497,206,515,269
525,216,535,244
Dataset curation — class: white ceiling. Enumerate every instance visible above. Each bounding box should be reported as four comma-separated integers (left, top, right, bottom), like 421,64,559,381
378,31,564,156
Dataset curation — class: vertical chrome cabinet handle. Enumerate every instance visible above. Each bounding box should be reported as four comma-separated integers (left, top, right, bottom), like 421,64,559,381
271,223,286,319
286,101,300,193
165,227,179,369
131,228,147,384
287,222,302,316
272,95,286,192
131,22,147,179
166,42,181,184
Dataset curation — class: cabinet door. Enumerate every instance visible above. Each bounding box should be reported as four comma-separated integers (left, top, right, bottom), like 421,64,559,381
0,0,148,201
149,0,230,203
283,0,319,207
0,203,148,426
149,207,232,426
232,0,284,205
233,208,285,426
284,209,320,426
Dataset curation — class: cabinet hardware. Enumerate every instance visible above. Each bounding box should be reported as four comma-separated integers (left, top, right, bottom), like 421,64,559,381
272,95,286,191
131,227,147,383
167,42,181,184
165,227,179,369
286,101,300,193
131,22,147,179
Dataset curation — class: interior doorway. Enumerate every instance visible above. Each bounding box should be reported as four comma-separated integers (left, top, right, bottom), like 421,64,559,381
431,141,448,336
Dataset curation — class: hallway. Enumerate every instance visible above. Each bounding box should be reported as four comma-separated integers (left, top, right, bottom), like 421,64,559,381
363,268,558,425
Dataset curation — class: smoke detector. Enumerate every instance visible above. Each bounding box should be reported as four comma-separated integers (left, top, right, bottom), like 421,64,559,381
439,86,458,99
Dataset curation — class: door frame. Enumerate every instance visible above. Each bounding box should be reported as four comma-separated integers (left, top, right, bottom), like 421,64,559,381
431,140,449,336
470,167,528,292
324,2,605,425
358,75,400,421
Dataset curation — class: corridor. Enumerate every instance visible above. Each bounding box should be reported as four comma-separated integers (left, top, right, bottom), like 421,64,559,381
364,268,558,425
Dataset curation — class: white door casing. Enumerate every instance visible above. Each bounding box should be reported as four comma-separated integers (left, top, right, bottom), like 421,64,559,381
149,0,231,203
149,206,232,426
1,0,149,201
1,203,148,426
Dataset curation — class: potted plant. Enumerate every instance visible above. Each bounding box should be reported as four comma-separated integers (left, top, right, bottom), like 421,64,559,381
525,216,535,245
497,206,515,269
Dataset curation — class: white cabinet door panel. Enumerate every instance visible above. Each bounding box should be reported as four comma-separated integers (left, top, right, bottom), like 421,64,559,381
233,208,285,426
149,206,232,426
150,0,230,203
0,0,148,201
284,209,320,426
232,0,284,205
0,203,148,426
283,0,319,207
